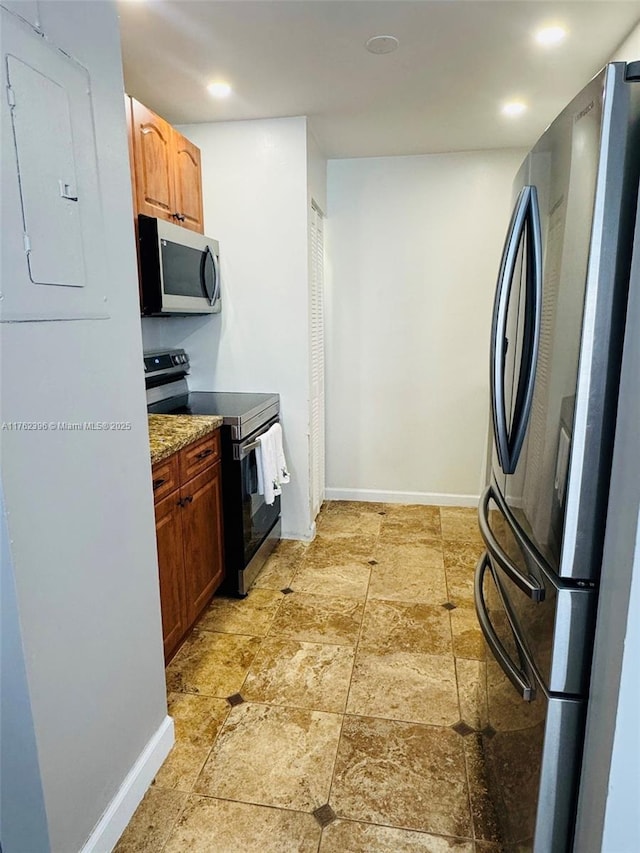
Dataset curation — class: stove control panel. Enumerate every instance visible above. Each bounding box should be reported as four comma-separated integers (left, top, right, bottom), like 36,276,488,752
143,349,190,384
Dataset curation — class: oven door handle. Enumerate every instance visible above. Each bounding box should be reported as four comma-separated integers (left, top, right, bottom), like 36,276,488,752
233,420,279,461
240,439,261,457
475,553,535,701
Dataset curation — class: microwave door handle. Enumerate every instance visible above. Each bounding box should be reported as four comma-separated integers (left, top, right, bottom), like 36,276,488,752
212,249,221,304
474,553,534,701
200,246,216,305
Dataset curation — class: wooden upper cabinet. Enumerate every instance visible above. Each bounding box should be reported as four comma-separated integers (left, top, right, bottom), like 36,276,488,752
173,131,204,233
130,97,175,221
127,95,204,233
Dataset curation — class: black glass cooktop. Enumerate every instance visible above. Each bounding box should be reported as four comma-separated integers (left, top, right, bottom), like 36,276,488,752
149,391,275,417
148,391,280,440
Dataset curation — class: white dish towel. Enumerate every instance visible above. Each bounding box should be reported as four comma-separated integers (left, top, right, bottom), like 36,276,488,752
256,422,290,505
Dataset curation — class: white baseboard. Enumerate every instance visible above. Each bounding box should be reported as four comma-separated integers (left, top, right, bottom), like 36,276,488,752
324,488,480,508
80,715,175,853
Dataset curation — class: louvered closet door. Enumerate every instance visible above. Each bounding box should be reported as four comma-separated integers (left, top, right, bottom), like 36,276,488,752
309,202,325,519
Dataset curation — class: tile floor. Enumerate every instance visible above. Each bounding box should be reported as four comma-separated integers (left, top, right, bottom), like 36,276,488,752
116,501,499,853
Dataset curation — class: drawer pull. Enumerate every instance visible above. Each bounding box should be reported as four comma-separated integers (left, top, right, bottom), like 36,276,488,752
195,448,214,460
153,477,166,490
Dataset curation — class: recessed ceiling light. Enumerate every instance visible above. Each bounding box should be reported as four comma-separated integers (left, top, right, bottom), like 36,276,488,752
535,25,567,47
207,81,232,98
502,101,528,117
365,35,399,55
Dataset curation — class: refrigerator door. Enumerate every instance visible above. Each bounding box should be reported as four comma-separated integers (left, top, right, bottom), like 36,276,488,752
489,64,640,581
479,484,596,696
474,554,585,852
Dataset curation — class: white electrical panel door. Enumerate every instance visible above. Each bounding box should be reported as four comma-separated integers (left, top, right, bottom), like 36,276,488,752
1,8,109,321
8,55,85,287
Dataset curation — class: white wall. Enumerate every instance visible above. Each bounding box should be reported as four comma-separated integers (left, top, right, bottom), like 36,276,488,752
610,20,640,61
141,117,315,539
325,149,525,505
1,3,170,851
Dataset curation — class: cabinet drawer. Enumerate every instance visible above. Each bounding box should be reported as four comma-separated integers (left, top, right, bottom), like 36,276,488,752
180,430,220,482
151,454,179,504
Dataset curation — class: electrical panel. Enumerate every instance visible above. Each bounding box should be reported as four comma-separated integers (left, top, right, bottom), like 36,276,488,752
1,8,109,321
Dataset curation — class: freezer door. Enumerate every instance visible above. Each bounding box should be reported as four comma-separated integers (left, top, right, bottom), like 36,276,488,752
479,484,596,695
474,554,585,852
490,64,640,581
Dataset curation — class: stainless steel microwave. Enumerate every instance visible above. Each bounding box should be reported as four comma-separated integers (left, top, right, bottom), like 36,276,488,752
138,215,221,316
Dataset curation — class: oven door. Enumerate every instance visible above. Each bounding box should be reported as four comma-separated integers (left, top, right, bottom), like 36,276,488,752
234,418,281,568
474,554,585,852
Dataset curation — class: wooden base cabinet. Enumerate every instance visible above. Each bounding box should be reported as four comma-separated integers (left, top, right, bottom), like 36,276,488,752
155,489,187,659
152,431,224,661
182,464,224,626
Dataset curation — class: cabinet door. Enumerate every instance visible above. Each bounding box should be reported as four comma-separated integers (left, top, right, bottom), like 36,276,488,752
181,463,224,625
173,130,204,234
130,98,176,222
154,490,187,661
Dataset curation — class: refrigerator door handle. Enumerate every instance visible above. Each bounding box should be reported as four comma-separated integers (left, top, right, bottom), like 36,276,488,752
478,485,545,601
508,186,542,472
474,552,535,701
490,185,540,474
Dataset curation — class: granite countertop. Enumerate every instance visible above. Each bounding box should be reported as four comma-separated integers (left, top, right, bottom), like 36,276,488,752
148,414,223,465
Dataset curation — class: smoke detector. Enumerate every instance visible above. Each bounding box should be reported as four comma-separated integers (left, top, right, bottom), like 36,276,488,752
365,35,399,55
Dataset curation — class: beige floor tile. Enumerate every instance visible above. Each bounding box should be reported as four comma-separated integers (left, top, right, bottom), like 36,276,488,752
359,599,452,655
303,534,377,568
380,503,442,540
154,693,230,792
463,734,503,844
450,609,487,660
445,565,476,609
443,541,484,570
316,508,383,538
113,787,187,853
320,820,474,852
330,716,471,837
321,500,385,515
194,702,342,811
440,507,483,546
455,659,488,731
242,637,355,713
374,540,445,570
269,592,364,645
346,649,460,726
368,561,448,605
252,540,308,590
163,795,321,853
166,631,261,697
198,588,284,636
292,561,371,599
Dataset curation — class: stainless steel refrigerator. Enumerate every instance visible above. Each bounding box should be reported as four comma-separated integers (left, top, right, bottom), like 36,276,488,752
475,61,640,852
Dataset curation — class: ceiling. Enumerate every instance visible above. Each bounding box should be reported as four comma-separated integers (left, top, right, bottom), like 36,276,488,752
118,1,640,158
